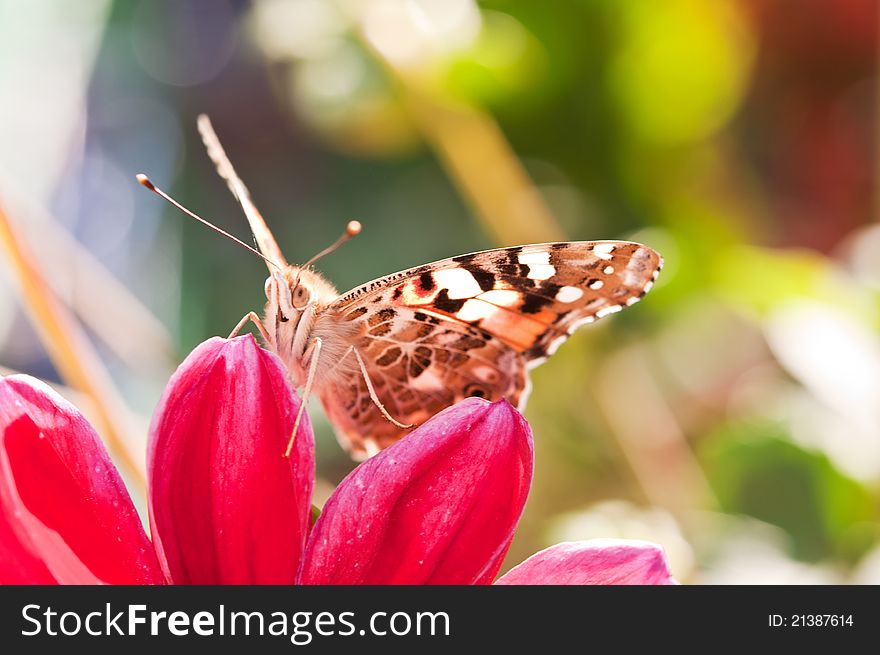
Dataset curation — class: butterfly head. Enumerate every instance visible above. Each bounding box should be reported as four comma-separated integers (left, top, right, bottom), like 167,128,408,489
263,220,361,322
264,266,338,322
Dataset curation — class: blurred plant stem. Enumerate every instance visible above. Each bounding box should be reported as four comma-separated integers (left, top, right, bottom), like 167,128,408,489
592,343,716,523
361,38,564,244
399,88,565,244
10,193,175,374
0,200,147,495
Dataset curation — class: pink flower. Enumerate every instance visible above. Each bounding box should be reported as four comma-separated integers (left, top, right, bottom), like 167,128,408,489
495,540,676,585
148,336,314,584
299,398,532,584
0,335,310,585
298,397,675,585
0,335,675,585
0,375,163,584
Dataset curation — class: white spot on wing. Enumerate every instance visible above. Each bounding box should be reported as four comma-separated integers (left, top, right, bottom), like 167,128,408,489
472,365,497,382
527,264,555,280
518,251,550,265
566,315,596,334
603,265,615,275
409,368,445,391
478,289,521,307
623,254,651,286
593,243,615,260
589,279,604,290
363,440,381,458
543,334,568,358
434,268,482,299
596,304,623,318
455,298,496,322
555,286,583,303
623,269,644,286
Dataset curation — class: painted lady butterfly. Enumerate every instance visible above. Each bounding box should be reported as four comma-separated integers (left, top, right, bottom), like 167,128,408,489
140,116,662,460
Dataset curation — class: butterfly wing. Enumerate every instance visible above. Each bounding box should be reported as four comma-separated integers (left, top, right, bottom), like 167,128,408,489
320,241,662,458
318,306,529,458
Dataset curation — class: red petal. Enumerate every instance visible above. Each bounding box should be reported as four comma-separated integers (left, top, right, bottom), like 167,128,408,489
299,398,533,585
494,540,677,585
0,375,164,584
148,336,313,584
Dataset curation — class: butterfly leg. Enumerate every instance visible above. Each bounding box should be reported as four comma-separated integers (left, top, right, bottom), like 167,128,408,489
284,337,322,458
229,311,271,343
353,348,413,429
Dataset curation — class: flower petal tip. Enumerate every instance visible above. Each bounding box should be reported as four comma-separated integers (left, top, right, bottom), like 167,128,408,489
0,375,164,584
299,397,534,585
495,539,676,586
148,336,314,584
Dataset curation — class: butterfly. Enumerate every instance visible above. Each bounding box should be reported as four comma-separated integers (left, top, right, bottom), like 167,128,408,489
139,116,662,460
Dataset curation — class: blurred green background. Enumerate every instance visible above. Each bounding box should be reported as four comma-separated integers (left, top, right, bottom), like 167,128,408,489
1,0,878,583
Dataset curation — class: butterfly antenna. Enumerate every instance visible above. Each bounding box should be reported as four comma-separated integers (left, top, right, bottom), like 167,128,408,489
196,114,288,272
302,221,362,271
293,221,361,287
136,174,283,271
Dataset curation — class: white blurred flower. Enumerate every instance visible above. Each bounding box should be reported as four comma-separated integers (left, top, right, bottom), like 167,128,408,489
765,301,880,481
546,500,695,581
692,514,843,584
851,545,880,584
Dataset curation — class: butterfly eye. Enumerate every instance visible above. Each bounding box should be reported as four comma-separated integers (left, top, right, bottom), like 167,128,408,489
292,284,311,309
